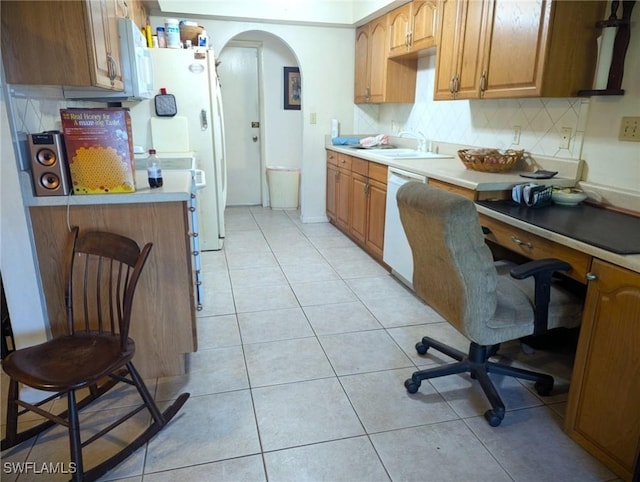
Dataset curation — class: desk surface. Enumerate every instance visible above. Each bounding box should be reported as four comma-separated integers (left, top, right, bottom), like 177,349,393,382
476,200,640,255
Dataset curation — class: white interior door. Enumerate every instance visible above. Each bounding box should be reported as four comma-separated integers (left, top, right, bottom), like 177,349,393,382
218,46,262,206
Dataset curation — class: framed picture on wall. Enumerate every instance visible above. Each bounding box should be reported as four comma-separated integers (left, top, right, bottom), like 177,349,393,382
284,67,301,110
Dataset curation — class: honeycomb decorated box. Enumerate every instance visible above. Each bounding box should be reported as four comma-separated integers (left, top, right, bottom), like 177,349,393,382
60,108,136,194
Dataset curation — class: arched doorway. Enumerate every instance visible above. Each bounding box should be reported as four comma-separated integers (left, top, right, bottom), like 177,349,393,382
219,31,302,208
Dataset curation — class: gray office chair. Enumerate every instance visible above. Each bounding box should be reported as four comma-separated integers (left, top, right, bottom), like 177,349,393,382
397,183,582,426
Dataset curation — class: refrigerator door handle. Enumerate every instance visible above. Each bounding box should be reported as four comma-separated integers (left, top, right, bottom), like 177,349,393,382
200,109,208,130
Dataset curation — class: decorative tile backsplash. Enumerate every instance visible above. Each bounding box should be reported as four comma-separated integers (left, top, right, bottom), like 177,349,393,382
355,55,588,160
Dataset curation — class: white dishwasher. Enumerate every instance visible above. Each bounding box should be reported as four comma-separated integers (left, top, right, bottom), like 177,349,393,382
383,167,427,287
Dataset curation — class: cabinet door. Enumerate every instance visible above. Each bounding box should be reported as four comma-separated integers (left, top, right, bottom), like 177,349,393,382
350,173,368,245
481,0,550,98
365,179,387,260
336,169,351,231
368,17,388,103
565,259,640,481
454,0,488,99
326,164,338,222
434,0,461,99
388,3,411,57
85,0,123,90
411,0,438,52
354,25,370,103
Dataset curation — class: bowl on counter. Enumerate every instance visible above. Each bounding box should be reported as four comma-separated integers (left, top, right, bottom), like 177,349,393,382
457,148,524,172
551,187,588,206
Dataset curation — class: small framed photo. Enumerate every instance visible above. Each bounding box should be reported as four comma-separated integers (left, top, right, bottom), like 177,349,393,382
284,67,301,110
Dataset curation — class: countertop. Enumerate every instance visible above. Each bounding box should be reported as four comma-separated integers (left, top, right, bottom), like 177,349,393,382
326,143,578,191
21,170,194,207
326,140,640,274
476,201,640,274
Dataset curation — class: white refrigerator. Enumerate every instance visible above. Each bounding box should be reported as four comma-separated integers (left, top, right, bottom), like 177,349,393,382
129,48,227,251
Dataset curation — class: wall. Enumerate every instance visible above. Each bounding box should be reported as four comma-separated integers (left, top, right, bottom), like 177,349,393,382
150,15,356,222
0,86,49,348
229,31,302,171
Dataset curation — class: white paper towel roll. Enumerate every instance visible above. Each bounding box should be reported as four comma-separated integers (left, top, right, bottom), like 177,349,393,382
331,119,339,138
594,26,617,89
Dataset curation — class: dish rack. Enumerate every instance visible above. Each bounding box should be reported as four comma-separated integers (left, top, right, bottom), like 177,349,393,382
512,183,552,208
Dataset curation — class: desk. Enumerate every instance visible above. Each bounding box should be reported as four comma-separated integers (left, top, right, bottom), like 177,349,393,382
477,201,640,482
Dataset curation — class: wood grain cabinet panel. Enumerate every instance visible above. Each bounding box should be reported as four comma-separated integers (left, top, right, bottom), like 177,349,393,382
1,0,123,90
389,1,438,58
565,259,640,481
29,203,196,379
435,0,606,99
354,16,417,104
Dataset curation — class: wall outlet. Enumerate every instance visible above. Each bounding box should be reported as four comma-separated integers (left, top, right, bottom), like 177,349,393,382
512,126,521,145
619,116,640,142
559,127,572,149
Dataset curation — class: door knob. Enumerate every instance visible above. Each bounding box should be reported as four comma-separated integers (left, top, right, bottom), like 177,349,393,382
252,136,258,142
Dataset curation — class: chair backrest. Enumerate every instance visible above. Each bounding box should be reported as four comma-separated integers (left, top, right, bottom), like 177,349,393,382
64,227,152,351
396,183,498,340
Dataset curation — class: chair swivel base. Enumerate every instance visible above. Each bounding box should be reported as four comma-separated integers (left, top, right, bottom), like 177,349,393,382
404,337,554,427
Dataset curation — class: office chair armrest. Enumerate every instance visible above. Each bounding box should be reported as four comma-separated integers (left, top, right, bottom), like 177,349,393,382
509,258,571,280
509,258,572,335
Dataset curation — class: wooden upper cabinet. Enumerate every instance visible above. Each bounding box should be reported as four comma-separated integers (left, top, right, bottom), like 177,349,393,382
354,16,417,104
411,1,438,52
368,17,388,103
1,0,123,90
434,0,488,100
435,0,606,100
354,25,370,103
389,1,438,58
388,3,413,57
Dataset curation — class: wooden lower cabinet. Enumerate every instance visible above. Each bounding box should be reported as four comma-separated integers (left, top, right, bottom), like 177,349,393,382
326,151,387,262
29,202,196,379
565,259,640,481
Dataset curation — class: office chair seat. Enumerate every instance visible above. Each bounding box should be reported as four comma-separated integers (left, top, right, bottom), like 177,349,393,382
397,183,582,426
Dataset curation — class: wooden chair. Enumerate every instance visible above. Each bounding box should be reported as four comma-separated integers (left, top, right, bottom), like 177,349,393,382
1,227,189,481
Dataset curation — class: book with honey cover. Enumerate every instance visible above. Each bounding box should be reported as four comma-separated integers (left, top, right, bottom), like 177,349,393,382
60,108,136,194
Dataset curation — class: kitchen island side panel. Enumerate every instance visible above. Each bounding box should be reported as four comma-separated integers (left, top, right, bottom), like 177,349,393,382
29,202,196,378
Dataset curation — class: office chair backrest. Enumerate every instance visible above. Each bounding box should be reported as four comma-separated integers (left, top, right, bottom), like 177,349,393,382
65,227,152,351
397,183,498,339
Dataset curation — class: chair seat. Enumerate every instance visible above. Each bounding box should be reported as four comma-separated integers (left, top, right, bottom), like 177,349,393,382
2,333,135,392
477,261,583,346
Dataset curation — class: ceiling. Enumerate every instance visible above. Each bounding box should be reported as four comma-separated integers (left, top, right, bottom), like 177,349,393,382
142,0,406,27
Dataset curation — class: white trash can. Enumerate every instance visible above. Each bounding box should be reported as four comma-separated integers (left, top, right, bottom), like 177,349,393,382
266,167,300,210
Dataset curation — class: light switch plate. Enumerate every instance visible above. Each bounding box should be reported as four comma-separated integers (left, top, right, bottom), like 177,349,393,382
619,117,640,142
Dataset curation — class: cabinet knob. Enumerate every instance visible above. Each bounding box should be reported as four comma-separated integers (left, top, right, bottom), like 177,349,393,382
586,272,598,281
510,235,533,249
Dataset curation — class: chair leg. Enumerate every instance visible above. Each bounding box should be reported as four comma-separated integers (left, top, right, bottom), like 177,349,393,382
471,365,506,426
420,336,466,361
4,379,19,446
67,390,83,481
405,361,470,393
487,361,554,394
126,362,164,424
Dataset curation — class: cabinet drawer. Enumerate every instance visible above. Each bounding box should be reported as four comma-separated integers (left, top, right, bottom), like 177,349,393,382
478,213,591,282
337,153,352,171
428,178,475,200
369,162,388,184
326,150,338,166
352,158,368,176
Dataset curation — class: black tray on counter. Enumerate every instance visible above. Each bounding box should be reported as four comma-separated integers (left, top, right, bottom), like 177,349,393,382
476,200,640,255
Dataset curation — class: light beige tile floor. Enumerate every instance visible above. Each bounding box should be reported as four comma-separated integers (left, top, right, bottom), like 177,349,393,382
1,206,620,481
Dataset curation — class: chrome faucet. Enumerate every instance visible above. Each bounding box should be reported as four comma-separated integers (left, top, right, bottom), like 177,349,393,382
398,130,429,152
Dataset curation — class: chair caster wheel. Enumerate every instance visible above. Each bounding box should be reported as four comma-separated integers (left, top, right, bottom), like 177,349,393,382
404,378,420,394
484,410,503,427
534,379,553,396
415,342,429,355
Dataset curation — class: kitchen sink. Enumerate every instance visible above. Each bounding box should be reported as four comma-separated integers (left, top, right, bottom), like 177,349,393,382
365,148,453,160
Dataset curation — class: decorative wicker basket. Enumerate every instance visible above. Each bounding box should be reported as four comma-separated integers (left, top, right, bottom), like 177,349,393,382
457,148,524,173
179,25,204,45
